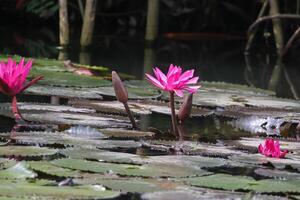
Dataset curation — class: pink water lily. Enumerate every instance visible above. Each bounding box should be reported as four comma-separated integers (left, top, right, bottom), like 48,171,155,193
258,138,288,158
145,64,200,97
0,57,43,121
145,64,200,136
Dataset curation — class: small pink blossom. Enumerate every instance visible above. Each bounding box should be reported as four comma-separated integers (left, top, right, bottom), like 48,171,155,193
145,64,200,97
0,58,42,96
258,138,288,158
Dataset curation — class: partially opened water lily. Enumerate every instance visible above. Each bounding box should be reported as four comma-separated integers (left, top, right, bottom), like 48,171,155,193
0,58,43,121
258,138,288,158
146,64,200,135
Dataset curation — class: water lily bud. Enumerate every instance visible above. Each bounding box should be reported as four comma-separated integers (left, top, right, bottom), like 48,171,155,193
112,71,128,103
178,93,193,122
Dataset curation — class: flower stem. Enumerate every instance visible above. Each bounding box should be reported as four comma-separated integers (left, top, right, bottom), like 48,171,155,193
169,92,178,135
123,102,137,129
11,96,22,121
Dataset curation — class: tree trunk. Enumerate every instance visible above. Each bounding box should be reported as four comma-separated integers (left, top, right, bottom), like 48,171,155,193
269,0,284,54
59,0,69,48
145,0,160,43
80,0,97,49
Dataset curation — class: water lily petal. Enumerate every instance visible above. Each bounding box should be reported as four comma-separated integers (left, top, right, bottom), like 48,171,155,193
145,73,165,90
185,76,199,84
154,67,167,85
179,69,194,81
20,76,43,93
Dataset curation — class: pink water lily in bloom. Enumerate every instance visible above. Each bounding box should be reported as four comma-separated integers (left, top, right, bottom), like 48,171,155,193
0,57,43,121
145,64,200,97
258,138,288,158
0,58,43,96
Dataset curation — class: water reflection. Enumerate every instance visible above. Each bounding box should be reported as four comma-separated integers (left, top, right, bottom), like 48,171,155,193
1,26,300,99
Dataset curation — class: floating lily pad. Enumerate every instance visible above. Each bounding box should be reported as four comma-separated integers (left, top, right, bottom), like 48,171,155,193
0,162,36,180
0,131,142,150
0,103,95,114
60,148,146,165
0,158,17,170
76,176,184,193
141,189,245,200
165,85,300,109
0,179,120,199
0,146,58,158
13,112,130,129
0,132,69,146
29,69,111,88
146,140,244,157
52,158,210,178
200,81,275,96
25,85,104,99
94,86,160,100
100,128,155,139
0,55,111,88
181,173,300,193
28,161,81,178
254,168,300,180
217,105,300,119
229,153,300,171
69,100,213,117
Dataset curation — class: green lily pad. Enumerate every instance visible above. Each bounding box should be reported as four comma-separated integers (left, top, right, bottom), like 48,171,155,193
229,153,300,171
30,70,111,88
0,159,17,170
200,81,275,96
146,140,244,157
52,158,210,178
60,148,146,165
100,128,155,139
0,132,142,150
76,176,184,193
70,99,213,118
0,103,95,114
13,112,130,129
0,162,36,180
0,55,111,88
254,168,300,180
217,105,300,119
0,146,58,158
181,173,300,193
28,161,81,178
0,179,120,199
141,189,244,200
25,85,104,99
94,86,160,100
163,82,300,109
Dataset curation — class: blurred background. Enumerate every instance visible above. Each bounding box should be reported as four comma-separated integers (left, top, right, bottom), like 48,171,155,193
0,0,300,99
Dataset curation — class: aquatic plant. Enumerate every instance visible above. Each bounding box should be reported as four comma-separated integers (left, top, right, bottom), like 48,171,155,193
112,71,137,129
145,64,200,135
258,138,288,158
0,58,43,121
